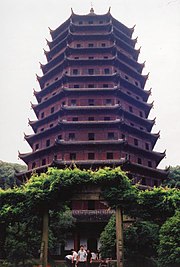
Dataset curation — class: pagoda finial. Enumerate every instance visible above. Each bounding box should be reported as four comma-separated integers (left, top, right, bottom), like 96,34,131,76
90,2,94,13
108,6,111,13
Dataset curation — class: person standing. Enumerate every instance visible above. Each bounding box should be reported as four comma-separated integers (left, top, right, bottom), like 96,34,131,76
77,245,87,267
86,249,92,267
72,249,78,267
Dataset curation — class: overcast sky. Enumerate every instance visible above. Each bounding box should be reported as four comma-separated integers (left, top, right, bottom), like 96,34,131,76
0,0,180,169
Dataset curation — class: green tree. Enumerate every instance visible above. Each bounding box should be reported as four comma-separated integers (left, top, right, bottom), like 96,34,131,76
163,166,180,188
158,211,180,267
0,160,27,189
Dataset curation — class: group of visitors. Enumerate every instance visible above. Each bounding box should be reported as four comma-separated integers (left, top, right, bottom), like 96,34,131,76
65,245,98,267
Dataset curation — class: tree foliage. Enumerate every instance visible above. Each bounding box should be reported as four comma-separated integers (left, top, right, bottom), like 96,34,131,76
0,160,26,189
158,211,180,266
163,166,180,188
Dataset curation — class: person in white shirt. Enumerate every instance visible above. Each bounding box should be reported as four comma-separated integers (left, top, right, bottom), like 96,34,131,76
72,249,78,267
65,254,73,267
77,245,87,267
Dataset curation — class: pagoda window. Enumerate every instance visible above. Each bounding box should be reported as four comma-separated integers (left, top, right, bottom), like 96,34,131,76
88,99,94,106
108,132,115,140
141,178,146,185
139,111,143,117
106,99,112,105
88,43,94,47
127,91,131,95
74,57,79,59
137,158,142,164
88,84,94,88
99,21,103,24
88,133,95,140
40,128,44,132
46,139,50,147
88,117,94,121
76,44,81,48
135,81,139,86
134,138,138,146
140,126,144,130
52,91,57,96
129,106,133,113
88,200,95,210
50,123,54,128
153,179,158,186
54,154,57,160
71,99,77,106
55,77,58,81
145,143,150,150
74,84,80,88
88,69,94,75
46,83,49,87
72,69,78,75
42,158,46,165
107,152,113,160
69,133,75,140
101,43,106,47
136,96,140,100
88,21,93,24
70,153,76,160
104,117,110,121
148,161,152,167
104,56,108,59
72,117,78,121
40,112,44,119
35,143,39,151
79,21,83,25
32,162,36,169
88,152,95,160
58,134,62,140
89,56,94,59
130,123,134,126
125,75,129,80
51,107,55,113
104,68,110,74
122,134,126,139
62,101,66,106
103,84,108,88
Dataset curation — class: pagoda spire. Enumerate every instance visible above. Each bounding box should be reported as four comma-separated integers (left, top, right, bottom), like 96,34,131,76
90,2,94,13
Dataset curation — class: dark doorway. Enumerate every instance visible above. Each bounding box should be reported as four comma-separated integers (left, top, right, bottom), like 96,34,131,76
87,238,97,252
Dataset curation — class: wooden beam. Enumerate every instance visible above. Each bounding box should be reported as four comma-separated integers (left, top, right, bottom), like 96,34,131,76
40,210,49,267
116,207,124,267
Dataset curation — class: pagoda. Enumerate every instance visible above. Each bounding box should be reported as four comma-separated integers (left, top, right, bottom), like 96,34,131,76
18,8,168,255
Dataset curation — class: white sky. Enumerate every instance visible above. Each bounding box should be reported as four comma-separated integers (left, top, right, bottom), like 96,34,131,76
0,0,180,169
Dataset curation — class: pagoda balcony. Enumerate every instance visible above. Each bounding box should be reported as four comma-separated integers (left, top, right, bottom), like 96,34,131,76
125,161,169,180
64,72,118,82
67,44,115,54
115,58,148,87
45,37,67,61
59,118,121,126
119,77,150,102
112,32,139,60
63,86,118,93
121,122,160,148
62,103,120,111
117,88,153,117
112,25,137,48
53,158,128,168
48,28,69,49
56,138,125,147
41,52,65,74
125,143,166,165
72,209,115,222
116,49,144,73
50,17,70,40
117,107,155,132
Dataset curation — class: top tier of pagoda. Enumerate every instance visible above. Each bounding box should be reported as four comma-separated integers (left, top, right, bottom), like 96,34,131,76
18,8,168,186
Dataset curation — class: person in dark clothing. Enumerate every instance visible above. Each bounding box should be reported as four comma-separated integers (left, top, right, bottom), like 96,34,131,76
86,249,92,267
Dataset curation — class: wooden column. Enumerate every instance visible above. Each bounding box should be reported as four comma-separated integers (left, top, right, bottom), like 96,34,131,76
116,207,123,267
40,209,49,267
